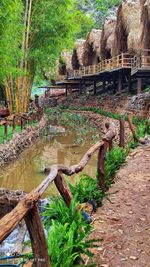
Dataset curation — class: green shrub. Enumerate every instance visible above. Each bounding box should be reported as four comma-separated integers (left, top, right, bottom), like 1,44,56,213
68,174,104,206
104,146,127,188
43,197,97,267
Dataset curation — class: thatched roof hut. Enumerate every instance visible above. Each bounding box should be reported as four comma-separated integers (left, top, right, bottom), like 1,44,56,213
100,17,116,59
58,51,73,75
141,0,150,49
72,39,85,70
82,29,102,66
112,0,143,56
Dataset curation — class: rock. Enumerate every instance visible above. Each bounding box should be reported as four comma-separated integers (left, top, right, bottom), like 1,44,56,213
129,256,138,260
0,116,47,168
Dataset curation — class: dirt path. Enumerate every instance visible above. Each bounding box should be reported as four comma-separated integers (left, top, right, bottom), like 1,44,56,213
91,144,150,267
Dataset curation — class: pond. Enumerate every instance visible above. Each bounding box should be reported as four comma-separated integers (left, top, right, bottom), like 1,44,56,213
0,131,98,197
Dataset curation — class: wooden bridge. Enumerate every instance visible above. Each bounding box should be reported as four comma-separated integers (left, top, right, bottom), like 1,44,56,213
56,50,150,96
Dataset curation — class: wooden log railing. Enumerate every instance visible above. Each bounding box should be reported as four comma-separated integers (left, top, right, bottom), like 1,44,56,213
0,121,118,266
0,115,142,266
0,107,43,142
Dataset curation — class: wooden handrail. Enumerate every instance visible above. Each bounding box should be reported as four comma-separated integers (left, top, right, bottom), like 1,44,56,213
0,115,142,266
0,121,117,243
65,50,150,80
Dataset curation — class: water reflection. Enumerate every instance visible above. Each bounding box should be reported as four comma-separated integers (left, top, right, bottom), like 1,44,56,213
0,133,97,197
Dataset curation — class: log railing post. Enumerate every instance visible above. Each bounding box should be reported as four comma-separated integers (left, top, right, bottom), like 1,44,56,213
25,204,51,267
20,116,23,130
54,174,73,206
119,118,125,148
13,116,16,132
128,114,139,142
4,121,8,139
97,142,107,191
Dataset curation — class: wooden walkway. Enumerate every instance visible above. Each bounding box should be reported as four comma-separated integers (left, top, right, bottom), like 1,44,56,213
57,50,150,95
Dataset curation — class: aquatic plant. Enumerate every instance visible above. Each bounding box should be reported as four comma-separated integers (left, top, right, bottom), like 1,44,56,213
45,108,99,145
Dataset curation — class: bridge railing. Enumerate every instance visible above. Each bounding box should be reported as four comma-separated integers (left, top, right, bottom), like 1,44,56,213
70,53,132,78
58,50,150,81
141,49,150,68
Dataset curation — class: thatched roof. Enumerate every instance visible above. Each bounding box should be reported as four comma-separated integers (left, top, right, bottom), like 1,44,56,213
61,51,73,71
113,0,143,56
72,39,85,70
141,0,150,49
82,29,102,66
58,50,73,75
100,17,116,59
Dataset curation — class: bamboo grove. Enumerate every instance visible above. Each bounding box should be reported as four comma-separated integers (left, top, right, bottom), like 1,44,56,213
0,0,92,114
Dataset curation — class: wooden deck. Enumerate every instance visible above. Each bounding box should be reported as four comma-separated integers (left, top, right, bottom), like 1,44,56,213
56,50,150,95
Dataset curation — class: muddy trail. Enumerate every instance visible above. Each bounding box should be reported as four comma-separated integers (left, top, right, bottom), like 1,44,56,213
90,143,150,267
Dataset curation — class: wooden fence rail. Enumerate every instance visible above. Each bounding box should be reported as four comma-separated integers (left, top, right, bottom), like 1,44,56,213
0,107,43,141
0,117,138,266
58,50,150,81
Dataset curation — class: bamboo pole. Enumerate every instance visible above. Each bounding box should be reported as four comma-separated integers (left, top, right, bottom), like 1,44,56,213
23,0,33,113
5,80,12,114
20,0,29,88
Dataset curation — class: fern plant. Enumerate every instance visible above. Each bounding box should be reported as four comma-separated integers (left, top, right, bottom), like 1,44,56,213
104,146,127,188
42,197,98,267
68,174,104,206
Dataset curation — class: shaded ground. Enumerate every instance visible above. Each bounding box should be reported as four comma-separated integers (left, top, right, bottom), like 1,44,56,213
90,144,150,267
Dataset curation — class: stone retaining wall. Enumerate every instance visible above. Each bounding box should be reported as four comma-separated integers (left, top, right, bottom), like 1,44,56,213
0,116,47,168
127,92,150,117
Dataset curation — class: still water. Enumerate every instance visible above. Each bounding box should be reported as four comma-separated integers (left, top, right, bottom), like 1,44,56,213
0,132,97,197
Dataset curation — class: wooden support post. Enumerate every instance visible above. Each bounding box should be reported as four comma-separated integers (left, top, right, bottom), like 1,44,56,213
113,76,117,94
93,79,97,95
128,72,131,93
13,116,16,132
65,84,68,97
102,81,106,91
119,119,125,148
79,80,82,94
97,143,107,191
25,204,50,267
25,204,51,267
21,117,23,130
118,72,122,93
137,78,142,95
4,122,8,138
83,79,86,92
54,174,72,206
128,114,139,142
